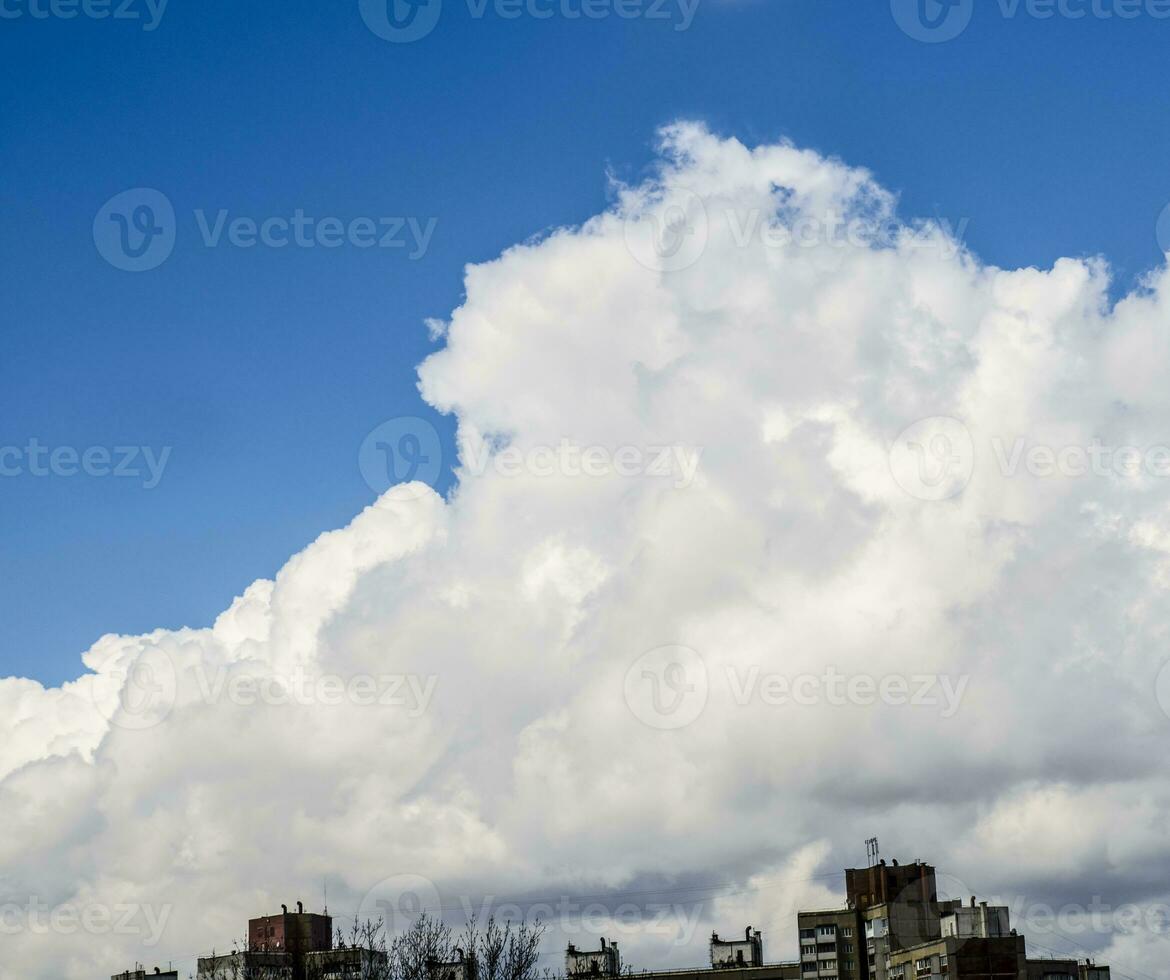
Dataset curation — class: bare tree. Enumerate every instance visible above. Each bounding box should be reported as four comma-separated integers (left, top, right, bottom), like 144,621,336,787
390,911,455,980
460,915,546,980
303,916,394,980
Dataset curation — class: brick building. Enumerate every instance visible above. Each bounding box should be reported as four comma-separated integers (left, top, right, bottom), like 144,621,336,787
196,904,388,980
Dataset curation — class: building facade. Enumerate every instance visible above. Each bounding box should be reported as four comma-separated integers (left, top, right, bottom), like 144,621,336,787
802,856,1112,980
196,950,294,979
196,905,387,980
711,929,765,969
566,938,622,977
798,907,863,980
887,935,1026,980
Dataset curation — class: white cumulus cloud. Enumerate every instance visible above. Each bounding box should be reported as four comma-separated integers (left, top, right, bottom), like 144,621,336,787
3,122,1170,980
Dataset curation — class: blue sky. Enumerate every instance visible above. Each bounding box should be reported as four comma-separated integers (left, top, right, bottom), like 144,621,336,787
2,0,1169,686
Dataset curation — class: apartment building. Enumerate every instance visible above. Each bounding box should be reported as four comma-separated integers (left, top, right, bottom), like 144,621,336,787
249,903,334,959
1025,960,1111,980
566,938,622,977
711,928,764,969
798,908,863,980
833,861,1113,980
195,904,388,980
197,950,294,979
600,925,798,980
111,970,179,980
306,945,392,978
941,904,1010,941
887,934,1026,980
428,949,478,980
851,860,944,980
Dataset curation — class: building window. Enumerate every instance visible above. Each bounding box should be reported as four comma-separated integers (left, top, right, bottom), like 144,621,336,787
842,928,853,938
801,930,816,941
844,945,853,953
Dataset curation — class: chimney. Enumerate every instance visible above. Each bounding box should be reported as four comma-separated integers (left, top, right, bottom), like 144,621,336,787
970,897,976,908
282,904,288,914
298,901,304,914
600,938,607,950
